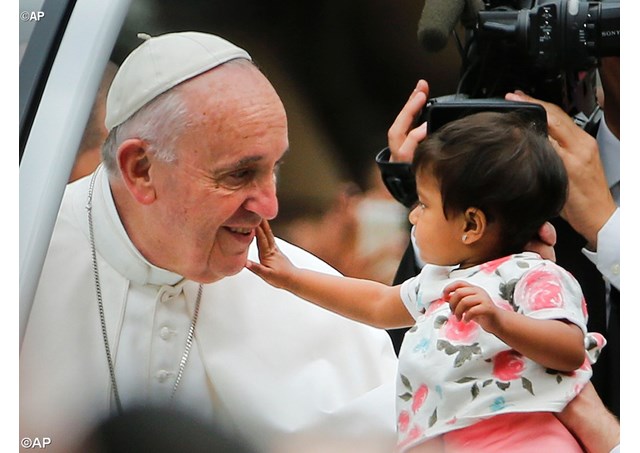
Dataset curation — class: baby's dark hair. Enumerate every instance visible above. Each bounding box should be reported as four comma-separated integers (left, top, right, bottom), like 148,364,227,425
412,110,567,255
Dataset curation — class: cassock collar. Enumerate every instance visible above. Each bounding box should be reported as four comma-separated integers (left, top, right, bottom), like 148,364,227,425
91,167,183,287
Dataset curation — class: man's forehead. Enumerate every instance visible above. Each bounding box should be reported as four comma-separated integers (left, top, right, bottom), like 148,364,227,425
182,68,284,127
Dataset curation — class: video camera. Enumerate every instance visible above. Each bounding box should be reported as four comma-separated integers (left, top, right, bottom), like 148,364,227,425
456,0,620,114
376,0,620,208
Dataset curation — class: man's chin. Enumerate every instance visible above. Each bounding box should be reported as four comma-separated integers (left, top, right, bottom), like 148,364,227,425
197,253,249,283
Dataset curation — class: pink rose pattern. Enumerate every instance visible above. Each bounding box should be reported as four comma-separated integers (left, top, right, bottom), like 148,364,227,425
397,410,410,433
443,314,479,343
396,254,598,451
492,350,526,381
494,297,514,312
425,297,446,316
412,384,429,413
397,423,425,451
480,255,512,274
518,268,565,310
396,384,430,451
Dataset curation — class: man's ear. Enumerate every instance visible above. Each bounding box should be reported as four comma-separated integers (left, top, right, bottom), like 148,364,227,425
117,139,156,205
461,207,487,244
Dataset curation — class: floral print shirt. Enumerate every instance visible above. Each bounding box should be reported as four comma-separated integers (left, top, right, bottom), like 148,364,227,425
396,252,605,452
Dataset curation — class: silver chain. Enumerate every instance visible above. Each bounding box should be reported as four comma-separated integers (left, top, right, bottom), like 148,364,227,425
172,284,201,399
86,167,202,415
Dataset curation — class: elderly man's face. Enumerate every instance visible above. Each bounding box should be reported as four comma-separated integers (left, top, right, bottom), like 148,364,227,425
147,62,288,283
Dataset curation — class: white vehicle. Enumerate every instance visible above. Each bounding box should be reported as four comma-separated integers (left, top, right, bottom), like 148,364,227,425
19,0,132,347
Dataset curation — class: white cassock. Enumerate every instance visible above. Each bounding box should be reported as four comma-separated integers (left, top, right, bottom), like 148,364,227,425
20,169,398,453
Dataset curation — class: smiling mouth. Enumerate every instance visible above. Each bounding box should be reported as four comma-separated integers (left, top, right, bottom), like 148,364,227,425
227,226,253,235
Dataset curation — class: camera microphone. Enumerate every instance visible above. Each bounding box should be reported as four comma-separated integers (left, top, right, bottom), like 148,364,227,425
417,0,465,52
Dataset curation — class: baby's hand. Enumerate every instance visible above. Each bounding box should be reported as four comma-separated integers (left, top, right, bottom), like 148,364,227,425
443,281,502,333
245,219,296,289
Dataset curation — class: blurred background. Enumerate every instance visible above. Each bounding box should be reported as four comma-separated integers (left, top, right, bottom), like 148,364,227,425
59,0,622,285
99,0,465,283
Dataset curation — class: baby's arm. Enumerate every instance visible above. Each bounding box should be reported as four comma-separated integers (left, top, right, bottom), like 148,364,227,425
246,220,414,329
444,281,585,372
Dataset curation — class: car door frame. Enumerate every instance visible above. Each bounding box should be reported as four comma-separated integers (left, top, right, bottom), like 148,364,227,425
19,0,131,348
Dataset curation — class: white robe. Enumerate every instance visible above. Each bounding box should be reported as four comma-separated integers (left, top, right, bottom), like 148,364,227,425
20,170,398,453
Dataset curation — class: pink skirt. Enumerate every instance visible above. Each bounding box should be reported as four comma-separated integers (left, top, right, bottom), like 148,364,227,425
442,412,584,453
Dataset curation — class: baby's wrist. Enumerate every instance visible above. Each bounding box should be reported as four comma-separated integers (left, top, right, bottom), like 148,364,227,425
484,308,508,337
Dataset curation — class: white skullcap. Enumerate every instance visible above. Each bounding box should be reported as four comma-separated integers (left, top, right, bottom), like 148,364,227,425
105,31,252,130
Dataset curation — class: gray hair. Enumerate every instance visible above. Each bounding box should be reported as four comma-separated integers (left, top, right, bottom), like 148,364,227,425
101,86,191,174
101,59,259,175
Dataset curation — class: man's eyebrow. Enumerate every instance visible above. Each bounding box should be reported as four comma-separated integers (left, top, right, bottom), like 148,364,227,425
233,156,263,168
231,148,289,168
214,156,263,174
214,149,288,173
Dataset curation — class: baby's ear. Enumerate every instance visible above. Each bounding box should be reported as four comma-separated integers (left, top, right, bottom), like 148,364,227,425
461,207,487,244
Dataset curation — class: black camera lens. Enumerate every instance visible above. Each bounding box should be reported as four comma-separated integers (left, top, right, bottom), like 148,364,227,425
477,0,620,71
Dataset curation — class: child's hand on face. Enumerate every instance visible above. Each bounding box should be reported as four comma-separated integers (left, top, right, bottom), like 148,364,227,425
443,281,503,334
245,219,296,289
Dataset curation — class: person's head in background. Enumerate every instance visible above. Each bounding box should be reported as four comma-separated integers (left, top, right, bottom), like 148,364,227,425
69,61,119,183
76,405,258,453
409,110,568,268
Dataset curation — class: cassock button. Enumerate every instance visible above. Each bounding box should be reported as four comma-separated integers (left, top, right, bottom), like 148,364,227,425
160,326,173,340
156,370,171,383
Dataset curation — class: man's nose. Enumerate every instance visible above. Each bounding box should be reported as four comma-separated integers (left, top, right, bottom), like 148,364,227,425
244,176,278,220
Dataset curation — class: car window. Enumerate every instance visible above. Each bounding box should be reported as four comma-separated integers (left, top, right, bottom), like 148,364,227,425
19,0,78,160
19,0,45,62
19,0,132,349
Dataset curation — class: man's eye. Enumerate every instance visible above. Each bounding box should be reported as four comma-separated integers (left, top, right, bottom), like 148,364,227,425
228,169,254,181
216,168,256,189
